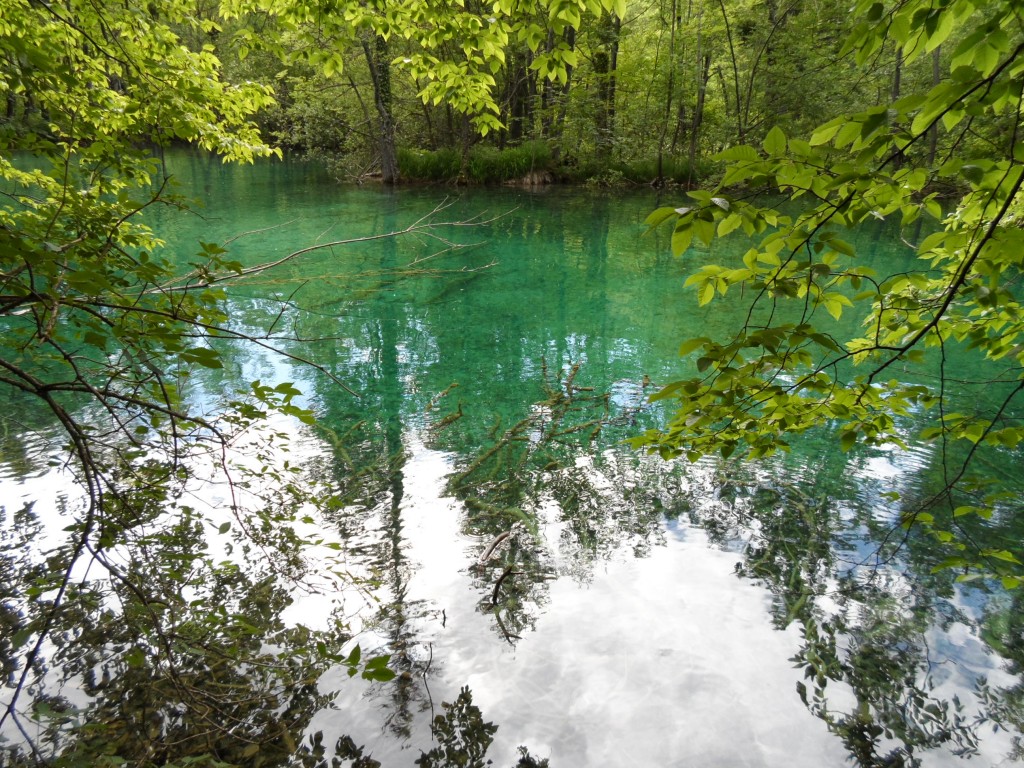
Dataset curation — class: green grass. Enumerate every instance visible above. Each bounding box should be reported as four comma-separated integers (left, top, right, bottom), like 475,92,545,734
611,156,715,186
397,147,462,181
553,154,716,187
399,141,553,184
398,144,714,187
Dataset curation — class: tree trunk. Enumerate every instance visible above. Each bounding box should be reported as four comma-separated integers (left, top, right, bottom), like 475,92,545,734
891,48,902,101
551,27,576,160
891,46,904,170
687,4,709,184
717,0,744,143
688,54,712,182
608,15,619,134
362,34,399,184
927,47,941,165
541,30,556,137
656,0,679,187
671,103,686,154
506,46,532,144
594,13,620,154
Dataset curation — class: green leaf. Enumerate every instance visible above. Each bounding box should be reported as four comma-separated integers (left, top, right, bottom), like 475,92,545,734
931,556,968,573
361,654,396,681
364,654,390,670
125,647,146,668
984,549,1022,564
11,628,32,650
821,293,853,320
835,121,861,148
924,7,955,53
763,126,786,155
671,224,694,256
718,213,743,237
692,217,715,246
199,241,228,256
828,237,855,257
181,347,223,369
698,282,715,306
678,337,707,357
810,121,841,146
961,164,984,184
839,430,857,451
645,206,678,228
717,145,760,162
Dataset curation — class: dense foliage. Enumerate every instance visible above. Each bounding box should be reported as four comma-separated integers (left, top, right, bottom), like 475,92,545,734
0,0,922,185
638,0,1024,581
130,0,886,184
4,0,1024,763
0,0,385,763
0,0,634,763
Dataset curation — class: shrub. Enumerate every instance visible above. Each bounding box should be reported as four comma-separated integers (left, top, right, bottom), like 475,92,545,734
612,156,714,186
398,147,461,181
399,141,553,184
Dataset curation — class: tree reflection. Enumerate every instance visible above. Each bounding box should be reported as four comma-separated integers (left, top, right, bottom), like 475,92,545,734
805,574,979,767
0,490,353,767
430,360,659,644
411,687,550,768
682,457,993,767
8,180,1024,766
978,588,1024,761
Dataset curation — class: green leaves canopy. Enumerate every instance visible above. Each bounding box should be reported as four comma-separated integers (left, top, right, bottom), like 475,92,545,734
637,0,1024,575
0,0,400,761
221,0,623,134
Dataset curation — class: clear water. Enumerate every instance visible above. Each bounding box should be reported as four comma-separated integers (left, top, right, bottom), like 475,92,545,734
5,150,1024,767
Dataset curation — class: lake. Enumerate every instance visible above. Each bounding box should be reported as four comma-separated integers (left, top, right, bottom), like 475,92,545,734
3,150,1024,767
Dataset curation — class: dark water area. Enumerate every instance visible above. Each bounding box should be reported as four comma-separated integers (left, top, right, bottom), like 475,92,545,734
4,150,1024,767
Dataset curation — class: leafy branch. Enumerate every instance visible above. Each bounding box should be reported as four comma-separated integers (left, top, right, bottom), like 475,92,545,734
637,0,1024,577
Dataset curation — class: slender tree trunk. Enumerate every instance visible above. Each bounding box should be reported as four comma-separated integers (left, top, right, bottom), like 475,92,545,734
345,70,374,136
362,34,399,184
551,27,576,160
444,104,456,147
688,54,712,183
594,13,620,154
594,48,611,147
506,47,531,144
608,15,619,134
717,0,744,143
891,46,904,170
420,101,438,150
687,5,708,184
671,103,686,153
743,2,790,135
541,30,556,137
656,0,679,187
891,48,902,101
927,46,941,164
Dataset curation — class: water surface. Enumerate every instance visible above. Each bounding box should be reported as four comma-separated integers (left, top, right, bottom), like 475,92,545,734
5,151,1024,767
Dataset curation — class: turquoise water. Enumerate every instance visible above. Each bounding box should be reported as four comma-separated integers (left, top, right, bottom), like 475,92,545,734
6,150,1024,766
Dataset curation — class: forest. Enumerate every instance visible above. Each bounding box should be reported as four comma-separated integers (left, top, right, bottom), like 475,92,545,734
3,0,931,186
4,0,1024,765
